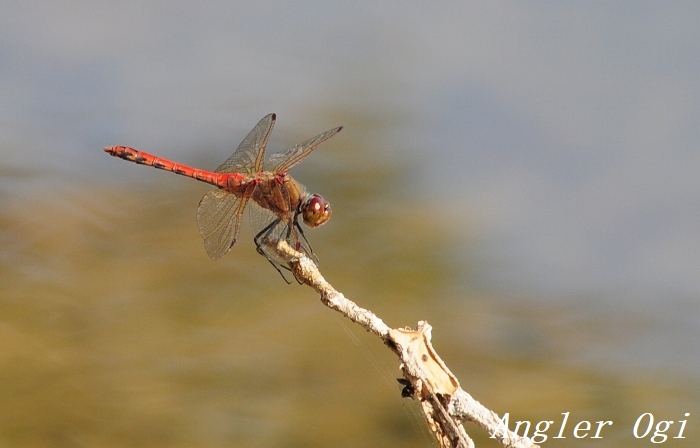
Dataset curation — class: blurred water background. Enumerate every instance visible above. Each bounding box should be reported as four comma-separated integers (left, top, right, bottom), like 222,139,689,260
1,2,699,446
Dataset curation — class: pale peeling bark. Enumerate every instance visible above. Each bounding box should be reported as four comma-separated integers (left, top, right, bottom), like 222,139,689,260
270,240,540,448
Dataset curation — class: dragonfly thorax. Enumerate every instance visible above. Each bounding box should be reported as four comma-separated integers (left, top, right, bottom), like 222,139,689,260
301,194,331,228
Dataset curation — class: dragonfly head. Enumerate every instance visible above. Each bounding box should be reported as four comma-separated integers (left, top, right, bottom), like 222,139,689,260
301,194,332,228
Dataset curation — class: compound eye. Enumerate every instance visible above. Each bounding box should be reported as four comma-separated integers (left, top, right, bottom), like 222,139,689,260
302,194,331,228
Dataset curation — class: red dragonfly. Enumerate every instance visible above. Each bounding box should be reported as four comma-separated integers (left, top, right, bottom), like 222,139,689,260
104,113,342,282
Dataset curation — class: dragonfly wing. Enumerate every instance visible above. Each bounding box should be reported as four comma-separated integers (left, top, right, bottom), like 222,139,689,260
216,113,276,174
265,126,342,173
197,189,249,259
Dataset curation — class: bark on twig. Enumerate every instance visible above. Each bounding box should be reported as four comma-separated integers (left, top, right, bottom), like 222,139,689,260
270,240,540,448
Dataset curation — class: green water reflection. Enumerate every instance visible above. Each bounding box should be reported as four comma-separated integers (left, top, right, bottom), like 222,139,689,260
0,121,697,447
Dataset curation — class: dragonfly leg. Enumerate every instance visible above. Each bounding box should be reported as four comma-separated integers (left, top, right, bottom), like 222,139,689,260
268,259,293,285
293,220,319,264
253,219,296,284
253,218,280,255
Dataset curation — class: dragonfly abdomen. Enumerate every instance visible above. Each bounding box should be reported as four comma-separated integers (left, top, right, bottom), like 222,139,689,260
104,146,230,189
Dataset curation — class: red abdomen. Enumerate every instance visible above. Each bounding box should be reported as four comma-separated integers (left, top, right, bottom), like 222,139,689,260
104,146,242,189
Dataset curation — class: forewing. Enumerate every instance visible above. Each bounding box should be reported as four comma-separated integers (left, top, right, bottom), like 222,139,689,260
197,190,249,259
215,113,276,174
265,126,342,173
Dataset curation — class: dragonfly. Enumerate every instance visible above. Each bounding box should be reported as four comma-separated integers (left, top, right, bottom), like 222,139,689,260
104,113,342,283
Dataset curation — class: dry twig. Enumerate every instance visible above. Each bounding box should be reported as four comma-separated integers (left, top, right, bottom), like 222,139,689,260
270,240,540,448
